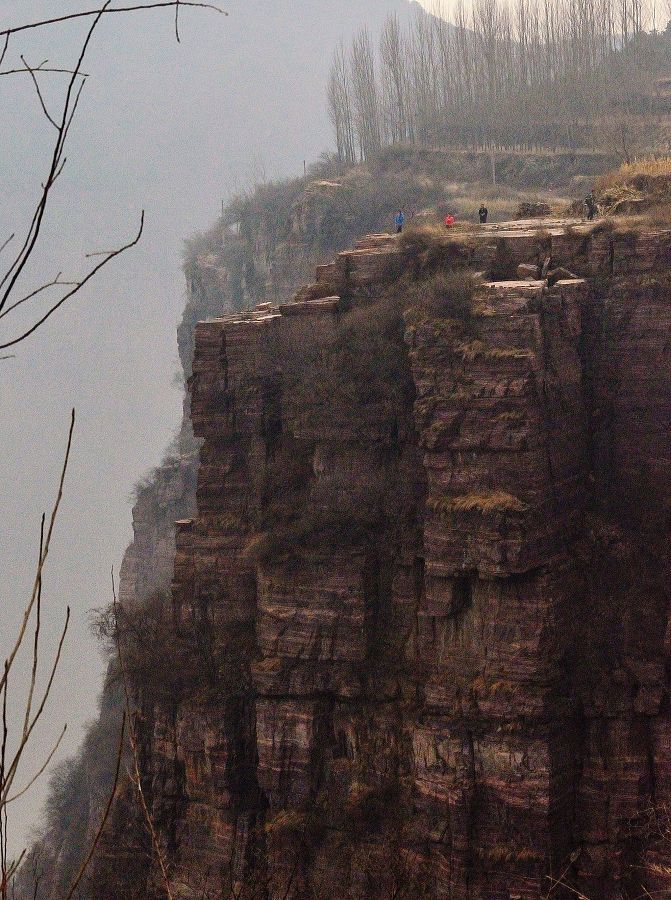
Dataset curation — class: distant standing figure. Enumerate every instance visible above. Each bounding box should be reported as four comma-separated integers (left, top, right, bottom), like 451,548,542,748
585,191,598,221
395,210,405,233
479,203,489,224
444,214,456,228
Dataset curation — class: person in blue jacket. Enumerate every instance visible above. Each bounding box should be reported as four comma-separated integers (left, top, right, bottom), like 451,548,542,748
395,210,405,233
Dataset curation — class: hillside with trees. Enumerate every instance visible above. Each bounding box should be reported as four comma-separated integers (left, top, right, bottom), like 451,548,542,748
329,1,671,161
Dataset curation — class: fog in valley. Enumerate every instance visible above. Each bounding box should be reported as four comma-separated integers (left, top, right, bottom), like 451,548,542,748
0,0,425,852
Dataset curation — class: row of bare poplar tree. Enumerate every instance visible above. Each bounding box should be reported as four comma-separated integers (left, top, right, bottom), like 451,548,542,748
328,0,669,162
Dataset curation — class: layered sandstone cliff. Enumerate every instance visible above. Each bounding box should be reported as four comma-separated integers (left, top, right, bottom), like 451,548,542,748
98,217,671,899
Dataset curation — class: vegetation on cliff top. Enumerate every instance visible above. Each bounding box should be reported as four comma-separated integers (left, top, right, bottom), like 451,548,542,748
179,144,604,343
595,155,671,218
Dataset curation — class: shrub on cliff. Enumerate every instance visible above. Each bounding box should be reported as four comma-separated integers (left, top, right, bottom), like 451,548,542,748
288,293,415,442
93,592,211,703
402,269,479,324
428,490,529,516
248,295,416,564
15,686,126,900
594,157,671,221
345,780,401,836
248,467,395,563
597,156,671,196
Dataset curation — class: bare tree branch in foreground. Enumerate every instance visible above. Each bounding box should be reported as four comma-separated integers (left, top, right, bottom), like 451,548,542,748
1,0,224,893
0,0,225,355
0,3,226,39
0,413,75,900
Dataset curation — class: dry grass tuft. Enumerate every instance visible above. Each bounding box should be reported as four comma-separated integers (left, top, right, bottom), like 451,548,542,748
597,156,671,191
252,656,283,673
264,810,307,836
647,862,671,878
596,158,671,221
478,845,541,864
455,339,534,362
471,301,497,317
494,410,526,424
428,490,529,515
402,269,481,325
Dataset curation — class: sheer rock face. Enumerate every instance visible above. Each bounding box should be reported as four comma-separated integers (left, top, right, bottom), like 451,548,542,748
105,221,671,899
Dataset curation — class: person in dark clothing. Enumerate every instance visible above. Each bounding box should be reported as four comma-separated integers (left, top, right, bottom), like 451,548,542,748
479,204,488,224
585,191,598,221
395,210,405,233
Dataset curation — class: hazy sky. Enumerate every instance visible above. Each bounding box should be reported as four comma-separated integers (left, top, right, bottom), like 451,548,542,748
0,0,419,856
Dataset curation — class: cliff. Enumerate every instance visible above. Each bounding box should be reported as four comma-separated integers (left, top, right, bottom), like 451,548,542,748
178,146,619,368
93,216,671,898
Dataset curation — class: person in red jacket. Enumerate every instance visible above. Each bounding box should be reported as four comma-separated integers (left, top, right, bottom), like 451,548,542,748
444,214,456,228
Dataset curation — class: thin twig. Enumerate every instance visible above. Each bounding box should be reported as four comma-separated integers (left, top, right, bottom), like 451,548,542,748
0,212,144,350
42,156,68,195
20,56,59,129
60,79,87,153
0,0,224,347
280,852,301,900
1,663,8,899
4,851,25,885
0,67,89,77
0,3,108,315
0,276,80,323
544,849,582,899
21,516,44,741
544,877,589,899
0,410,74,696
0,3,227,38
86,249,130,258
1,608,70,802
5,725,67,805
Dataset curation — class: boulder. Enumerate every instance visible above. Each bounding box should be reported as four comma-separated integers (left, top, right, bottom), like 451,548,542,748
517,262,540,280
516,200,552,219
547,265,578,286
